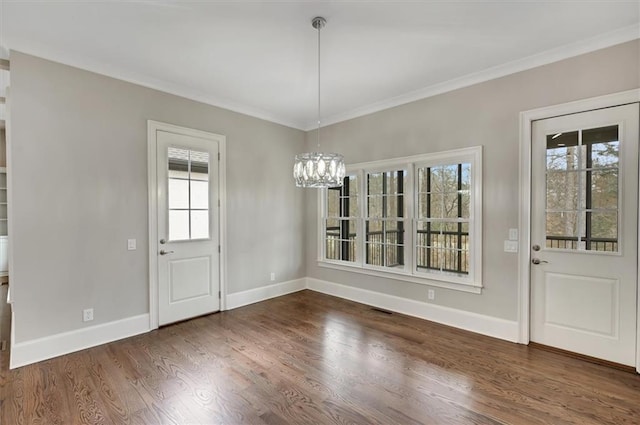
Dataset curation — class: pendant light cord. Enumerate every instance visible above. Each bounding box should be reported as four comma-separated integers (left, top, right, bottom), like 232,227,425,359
316,19,321,150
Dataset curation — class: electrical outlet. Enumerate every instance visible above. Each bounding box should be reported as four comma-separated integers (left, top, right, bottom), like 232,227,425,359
427,289,435,300
83,308,94,322
270,272,275,281
127,239,137,250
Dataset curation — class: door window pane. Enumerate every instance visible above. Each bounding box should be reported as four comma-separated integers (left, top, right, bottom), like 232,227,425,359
590,212,618,239
590,169,618,210
167,148,211,241
169,210,190,241
583,125,619,169
545,126,619,252
546,171,579,211
546,131,579,171
190,180,209,209
168,179,189,209
191,211,209,240
168,148,190,179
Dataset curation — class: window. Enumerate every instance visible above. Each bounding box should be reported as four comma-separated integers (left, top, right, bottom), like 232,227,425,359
319,147,482,293
168,147,210,241
325,175,358,262
366,170,406,269
545,126,619,252
415,163,470,275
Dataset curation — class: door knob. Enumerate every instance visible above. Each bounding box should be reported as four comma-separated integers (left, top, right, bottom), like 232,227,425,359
531,258,548,265
159,249,174,255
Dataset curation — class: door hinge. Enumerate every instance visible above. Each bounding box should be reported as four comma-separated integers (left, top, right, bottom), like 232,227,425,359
218,245,221,253
218,152,220,161
218,290,221,299
218,199,220,207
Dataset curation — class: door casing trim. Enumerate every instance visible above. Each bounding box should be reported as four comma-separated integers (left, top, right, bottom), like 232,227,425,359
518,89,640,373
147,120,227,330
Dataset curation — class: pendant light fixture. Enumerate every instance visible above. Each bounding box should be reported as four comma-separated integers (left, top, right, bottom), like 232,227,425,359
293,16,345,188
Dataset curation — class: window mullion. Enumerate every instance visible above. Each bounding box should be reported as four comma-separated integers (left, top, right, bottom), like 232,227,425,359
585,138,593,250
360,169,366,266
427,167,432,270
382,172,387,267
398,170,405,267
457,163,463,273
187,153,192,239
341,178,349,261
577,130,584,249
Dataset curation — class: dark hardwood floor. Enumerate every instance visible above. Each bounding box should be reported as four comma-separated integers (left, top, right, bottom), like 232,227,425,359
1,290,639,424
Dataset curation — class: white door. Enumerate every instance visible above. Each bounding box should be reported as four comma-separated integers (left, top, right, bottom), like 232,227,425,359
531,103,639,366
156,130,220,326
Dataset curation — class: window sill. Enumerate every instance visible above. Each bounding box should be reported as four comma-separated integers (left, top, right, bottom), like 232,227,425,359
317,260,483,294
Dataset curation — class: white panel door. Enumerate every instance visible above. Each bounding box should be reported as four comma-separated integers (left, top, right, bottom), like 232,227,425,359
157,130,220,326
531,103,639,366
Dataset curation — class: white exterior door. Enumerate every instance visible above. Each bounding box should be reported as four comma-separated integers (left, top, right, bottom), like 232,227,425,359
530,103,639,366
156,130,221,326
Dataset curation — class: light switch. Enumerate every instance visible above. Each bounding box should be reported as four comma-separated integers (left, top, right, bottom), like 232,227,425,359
504,240,518,253
127,239,137,250
508,228,518,241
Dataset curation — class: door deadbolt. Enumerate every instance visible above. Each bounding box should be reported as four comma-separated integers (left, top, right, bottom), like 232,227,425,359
532,244,540,251
159,239,166,244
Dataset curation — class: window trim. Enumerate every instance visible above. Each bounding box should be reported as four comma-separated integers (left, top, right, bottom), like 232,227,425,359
318,146,483,294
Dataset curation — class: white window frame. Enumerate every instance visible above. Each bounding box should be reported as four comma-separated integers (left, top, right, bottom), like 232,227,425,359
362,165,411,274
324,174,361,264
318,146,483,294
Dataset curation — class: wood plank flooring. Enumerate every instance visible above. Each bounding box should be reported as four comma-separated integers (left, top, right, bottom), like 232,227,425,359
1,290,639,424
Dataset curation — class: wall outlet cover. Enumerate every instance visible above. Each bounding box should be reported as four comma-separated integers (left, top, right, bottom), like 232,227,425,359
83,308,94,322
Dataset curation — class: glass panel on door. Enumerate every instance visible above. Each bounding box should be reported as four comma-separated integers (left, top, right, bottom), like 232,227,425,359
545,126,619,252
167,147,210,241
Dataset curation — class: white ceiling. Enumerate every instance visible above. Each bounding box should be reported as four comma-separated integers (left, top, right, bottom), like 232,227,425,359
1,1,638,130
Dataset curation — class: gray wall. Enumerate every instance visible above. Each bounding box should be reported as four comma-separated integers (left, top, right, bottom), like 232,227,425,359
305,40,640,321
0,129,6,167
10,52,306,343
8,40,640,344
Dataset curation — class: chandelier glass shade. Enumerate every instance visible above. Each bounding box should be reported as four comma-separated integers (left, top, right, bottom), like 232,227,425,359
293,152,346,188
293,16,345,188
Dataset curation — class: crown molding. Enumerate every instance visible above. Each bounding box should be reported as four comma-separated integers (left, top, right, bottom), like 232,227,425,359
307,23,640,131
4,22,638,133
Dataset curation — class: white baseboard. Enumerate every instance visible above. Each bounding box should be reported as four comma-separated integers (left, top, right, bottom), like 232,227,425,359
9,277,518,368
306,278,519,343
10,314,150,369
226,278,306,310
